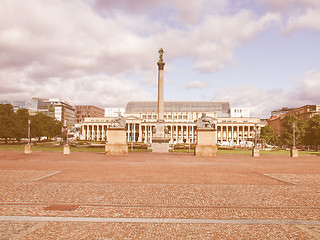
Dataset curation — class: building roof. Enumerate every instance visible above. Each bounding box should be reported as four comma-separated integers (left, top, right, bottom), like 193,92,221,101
125,101,230,117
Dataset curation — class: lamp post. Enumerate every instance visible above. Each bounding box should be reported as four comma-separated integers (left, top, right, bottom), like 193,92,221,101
131,116,133,152
291,122,298,157
27,120,31,145
147,114,149,147
25,119,32,154
63,120,68,145
254,124,257,147
63,121,71,154
188,112,191,153
293,122,296,149
172,114,174,153
66,125,69,145
252,123,259,157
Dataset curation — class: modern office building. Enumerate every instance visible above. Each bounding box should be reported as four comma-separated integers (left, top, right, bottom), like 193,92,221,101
105,108,125,117
230,108,250,118
75,105,105,124
49,99,75,125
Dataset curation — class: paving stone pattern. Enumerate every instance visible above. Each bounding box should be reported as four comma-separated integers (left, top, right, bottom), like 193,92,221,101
0,151,320,239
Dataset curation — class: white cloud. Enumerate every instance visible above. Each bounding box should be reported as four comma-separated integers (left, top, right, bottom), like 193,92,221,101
0,0,283,108
259,0,320,33
0,71,151,107
158,11,280,72
213,71,320,118
285,8,320,32
173,0,230,25
260,0,320,11
186,80,209,89
296,71,320,102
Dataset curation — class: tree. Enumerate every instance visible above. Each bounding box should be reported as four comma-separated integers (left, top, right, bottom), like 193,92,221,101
0,104,15,143
260,125,279,145
13,108,30,143
31,113,62,141
304,115,320,150
280,114,305,147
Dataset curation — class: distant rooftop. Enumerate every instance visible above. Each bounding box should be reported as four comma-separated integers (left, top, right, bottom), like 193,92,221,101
125,101,230,117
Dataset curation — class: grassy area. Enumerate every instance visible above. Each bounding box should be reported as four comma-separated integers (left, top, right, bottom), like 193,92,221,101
0,144,319,156
0,144,104,152
217,149,320,156
172,148,320,156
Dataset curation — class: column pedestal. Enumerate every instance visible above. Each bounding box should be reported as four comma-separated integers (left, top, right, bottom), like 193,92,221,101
252,147,259,157
151,121,169,153
63,145,71,154
24,144,32,154
152,137,170,153
291,147,298,157
105,128,128,155
195,128,217,157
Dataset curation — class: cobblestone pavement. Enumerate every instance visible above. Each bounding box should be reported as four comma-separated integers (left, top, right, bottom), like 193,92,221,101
0,151,320,239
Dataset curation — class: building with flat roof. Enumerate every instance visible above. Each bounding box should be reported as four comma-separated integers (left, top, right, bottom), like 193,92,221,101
271,107,296,117
125,101,230,117
49,99,75,125
80,101,260,146
75,105,105,124
25,98,55,117
105,108,125,117
230,108,250,118
268,105,320,135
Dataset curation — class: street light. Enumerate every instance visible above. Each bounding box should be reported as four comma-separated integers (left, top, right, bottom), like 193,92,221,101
188,111,191,153
131,116,133,152
254,123,257,147
27,120,31,145
293,122,296,148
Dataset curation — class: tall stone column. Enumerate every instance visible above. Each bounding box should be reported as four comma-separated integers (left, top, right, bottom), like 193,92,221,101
152,48,170,153
157,61,165,121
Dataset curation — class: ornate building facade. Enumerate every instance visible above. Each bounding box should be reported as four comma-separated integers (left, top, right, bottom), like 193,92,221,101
79,101,261,146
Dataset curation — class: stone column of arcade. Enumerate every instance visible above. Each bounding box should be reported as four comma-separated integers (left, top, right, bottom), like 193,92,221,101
151,48,170,153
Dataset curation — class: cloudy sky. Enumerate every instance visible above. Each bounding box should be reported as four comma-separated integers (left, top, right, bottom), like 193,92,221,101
1,0,319,118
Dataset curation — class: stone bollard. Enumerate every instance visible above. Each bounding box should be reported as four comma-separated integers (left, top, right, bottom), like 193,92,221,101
291,147,298,157
25,144,32,154
252,147,260,157
63,145,71,154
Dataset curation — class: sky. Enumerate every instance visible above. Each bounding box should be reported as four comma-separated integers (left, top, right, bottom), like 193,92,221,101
0,0,319,118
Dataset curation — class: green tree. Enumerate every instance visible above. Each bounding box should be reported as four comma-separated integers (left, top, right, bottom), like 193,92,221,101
0,104,15,143
260,125,279,145
280,114,305,147
13,108,30,143
31,113,62,141
304,115,320,150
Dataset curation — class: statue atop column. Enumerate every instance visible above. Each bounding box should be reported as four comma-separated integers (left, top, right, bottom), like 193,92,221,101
158,48,164,63
152,47,169,152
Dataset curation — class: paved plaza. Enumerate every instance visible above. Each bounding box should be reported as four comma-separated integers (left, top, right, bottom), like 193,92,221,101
0,151,320,239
